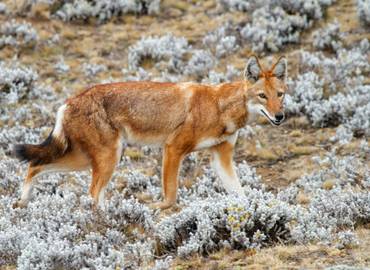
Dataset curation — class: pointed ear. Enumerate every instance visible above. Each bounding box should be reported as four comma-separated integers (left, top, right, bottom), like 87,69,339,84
244,55,261,84
272,56,287,81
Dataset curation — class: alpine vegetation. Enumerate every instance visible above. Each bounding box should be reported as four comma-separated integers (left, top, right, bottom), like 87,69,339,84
82,63,107,77
155,190,292,258
0,61,60,108
201,65,240,84
0,2,7,14
217,0,261,12
238,0,336,52
285,42,370,137
0,61,38,104
0,19,38,48
203,23,240,58
0,172,156,269
0,147,369,267
312,21,343,51
357,0,370,26
19,0,161,22
128,34,190,72
56,0,161,22
54,57,70,74
185,49,216,79
240,6,306,52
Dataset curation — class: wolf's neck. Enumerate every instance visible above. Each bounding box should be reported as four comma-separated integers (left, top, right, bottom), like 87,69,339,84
217,81,246,111
217,81,248,131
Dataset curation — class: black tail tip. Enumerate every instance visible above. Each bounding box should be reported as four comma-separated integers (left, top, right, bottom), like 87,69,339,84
12,144,29,162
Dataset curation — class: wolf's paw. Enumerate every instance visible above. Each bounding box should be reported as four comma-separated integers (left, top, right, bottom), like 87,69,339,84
149,200,176,210
12,200,27,209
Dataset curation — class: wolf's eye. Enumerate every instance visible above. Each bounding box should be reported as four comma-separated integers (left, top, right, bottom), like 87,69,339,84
277,92,284,97
258,93,267,99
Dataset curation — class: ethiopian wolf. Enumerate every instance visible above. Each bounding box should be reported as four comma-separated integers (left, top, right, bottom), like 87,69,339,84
14,55,288,209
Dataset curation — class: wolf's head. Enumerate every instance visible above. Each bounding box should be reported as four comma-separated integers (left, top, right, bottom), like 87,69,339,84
244,55,288,126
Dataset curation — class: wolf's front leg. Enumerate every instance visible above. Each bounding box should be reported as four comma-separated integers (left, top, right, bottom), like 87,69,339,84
210,137,244,196
151,145,183,210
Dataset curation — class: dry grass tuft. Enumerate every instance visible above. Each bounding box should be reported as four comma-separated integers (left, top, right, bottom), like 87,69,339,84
296,190,310,204
289,145,318,156
322,179,336,190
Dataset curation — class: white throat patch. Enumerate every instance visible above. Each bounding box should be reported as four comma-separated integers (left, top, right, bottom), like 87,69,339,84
247,101,266,124
247,101,281,126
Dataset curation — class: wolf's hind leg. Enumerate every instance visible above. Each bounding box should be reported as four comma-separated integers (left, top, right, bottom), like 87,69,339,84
13,165,42,208
13,149,90,208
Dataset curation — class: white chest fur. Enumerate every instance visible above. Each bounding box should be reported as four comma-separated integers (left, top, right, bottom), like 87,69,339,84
194,132,238,151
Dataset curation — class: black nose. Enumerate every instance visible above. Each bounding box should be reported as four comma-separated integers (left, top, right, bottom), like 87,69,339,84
275,112,284,121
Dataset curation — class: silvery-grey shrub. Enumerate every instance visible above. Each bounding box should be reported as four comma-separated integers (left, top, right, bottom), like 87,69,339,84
115,168,162,201
300,45,369,93
0,179,156,269
203,23,240,58
217,0,263,12
122,67,153,81
0,60,58,131
201,65,240,84
0,125,44,154
357,0,370,26
185,50,216,79
0,3,7,14
128,34,190,72
312,21,343,51
0,20,37,48
55,0,161,22
336,230,359,249
240,6,306,52
155,190,292,257
277,145,369,244
54,57,70,74
0,62,38,104
238,0,335,52
152,256,173,270
285,44,370,137
82,63,107,77
8,0,161,23
278,149,367,199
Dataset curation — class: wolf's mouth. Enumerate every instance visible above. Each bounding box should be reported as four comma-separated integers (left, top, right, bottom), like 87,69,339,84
260,110,282,126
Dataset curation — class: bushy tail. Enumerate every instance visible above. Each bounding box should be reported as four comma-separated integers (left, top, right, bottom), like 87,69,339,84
13,132,70,166
13,104,70,166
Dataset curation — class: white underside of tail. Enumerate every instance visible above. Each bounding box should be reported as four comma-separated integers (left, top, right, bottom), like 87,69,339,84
53,104,67,138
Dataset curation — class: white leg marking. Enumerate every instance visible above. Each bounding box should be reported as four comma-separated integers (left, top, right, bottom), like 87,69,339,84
211,150,244,197
98,186,106,209
116,135,123,162
20,182,33,202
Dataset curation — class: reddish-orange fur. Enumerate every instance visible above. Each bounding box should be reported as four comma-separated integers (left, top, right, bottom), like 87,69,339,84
14,56,288,209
